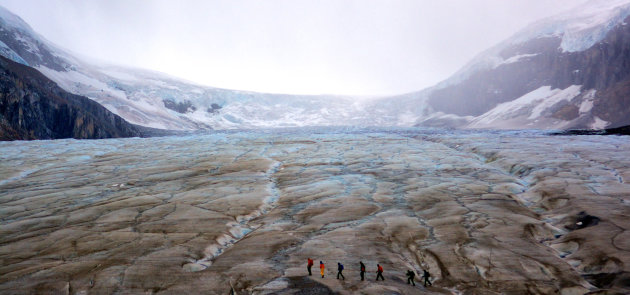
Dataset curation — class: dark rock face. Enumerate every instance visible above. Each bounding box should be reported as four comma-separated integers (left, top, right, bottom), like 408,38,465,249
604,124,630,135
0,56,141,140
552,124,630,136
207,103,222,114
163,99,196,114
592,79,630,128
552,104,579,120
425,16,630,128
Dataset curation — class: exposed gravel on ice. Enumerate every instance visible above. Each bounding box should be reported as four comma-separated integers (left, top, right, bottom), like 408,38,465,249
0,128,629,294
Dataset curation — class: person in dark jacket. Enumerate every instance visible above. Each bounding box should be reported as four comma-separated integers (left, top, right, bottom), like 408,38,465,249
406,270,416,286
307,258,314,276
376,264,385,281
359,261,366,281
422,269,432,287
337,262,345,280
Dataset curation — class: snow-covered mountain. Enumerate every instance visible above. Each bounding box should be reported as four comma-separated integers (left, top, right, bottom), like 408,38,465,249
0,6,415,130
1,1,629,131
410,0,630,130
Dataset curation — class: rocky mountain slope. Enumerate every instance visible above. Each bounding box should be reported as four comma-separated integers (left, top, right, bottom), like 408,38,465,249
0,55,141,140
412,0,630,130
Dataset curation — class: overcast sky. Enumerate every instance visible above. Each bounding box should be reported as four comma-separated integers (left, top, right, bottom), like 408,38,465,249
0,0,585,96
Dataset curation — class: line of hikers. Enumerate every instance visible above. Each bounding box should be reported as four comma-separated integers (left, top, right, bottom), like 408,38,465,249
306,258,432,287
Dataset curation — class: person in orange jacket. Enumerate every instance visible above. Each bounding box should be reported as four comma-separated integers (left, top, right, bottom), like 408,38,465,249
307,258,314,276
376,264,385,281
320,261,325,278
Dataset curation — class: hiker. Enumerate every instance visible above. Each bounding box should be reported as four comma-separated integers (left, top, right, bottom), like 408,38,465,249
406,270,416,286
359,261,366,281
307,258,314,276
337,262,345,280
320,261,325,278
376,264,385,281
422,269,432,287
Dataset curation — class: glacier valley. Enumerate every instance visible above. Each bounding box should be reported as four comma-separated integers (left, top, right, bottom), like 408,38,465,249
1,128,629,294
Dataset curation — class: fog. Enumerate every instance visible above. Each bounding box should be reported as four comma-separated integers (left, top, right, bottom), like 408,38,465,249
0,0,585,96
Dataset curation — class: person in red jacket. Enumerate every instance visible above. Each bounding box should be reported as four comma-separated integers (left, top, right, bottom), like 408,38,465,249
376,264,385,281
307,258,314,276
320,261,325,278
359,261,366,281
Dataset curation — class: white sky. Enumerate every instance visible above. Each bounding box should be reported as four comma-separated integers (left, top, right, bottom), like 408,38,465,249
0,0,585,96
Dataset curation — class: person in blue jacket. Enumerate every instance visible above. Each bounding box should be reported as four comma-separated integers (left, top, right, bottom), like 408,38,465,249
337,262,345,280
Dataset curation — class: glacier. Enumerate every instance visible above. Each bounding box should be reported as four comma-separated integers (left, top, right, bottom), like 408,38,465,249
1,128,629,294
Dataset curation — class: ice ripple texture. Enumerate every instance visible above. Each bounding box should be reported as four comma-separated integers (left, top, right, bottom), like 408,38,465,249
0,128,629,294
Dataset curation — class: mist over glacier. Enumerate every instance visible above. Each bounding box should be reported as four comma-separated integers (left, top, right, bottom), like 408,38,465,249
0,0,585,96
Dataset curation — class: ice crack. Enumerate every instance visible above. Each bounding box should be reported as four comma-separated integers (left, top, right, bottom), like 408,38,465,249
183,158,283,272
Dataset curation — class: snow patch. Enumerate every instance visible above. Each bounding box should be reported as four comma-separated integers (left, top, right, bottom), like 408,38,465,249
495,53,539,68
591,116,610,129
579,99,594,114
468,85,582,128
36,66,127,100
529,85,582,119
